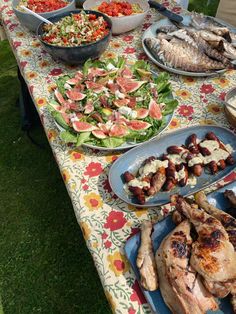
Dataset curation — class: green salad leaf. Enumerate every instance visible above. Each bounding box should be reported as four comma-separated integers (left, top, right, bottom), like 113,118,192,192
56,75,71,95
51,111,70,130
60,131,77,143
76,132,91,146
101,137,125,148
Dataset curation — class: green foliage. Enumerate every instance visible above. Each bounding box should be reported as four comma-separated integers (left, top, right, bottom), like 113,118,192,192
0,40,110,314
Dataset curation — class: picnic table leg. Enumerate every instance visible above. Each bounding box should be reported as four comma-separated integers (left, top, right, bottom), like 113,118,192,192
17,67,39,130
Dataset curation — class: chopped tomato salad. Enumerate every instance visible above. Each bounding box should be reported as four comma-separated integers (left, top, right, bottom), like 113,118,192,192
41,12,110,47
97,1,143,17
18,0,69,13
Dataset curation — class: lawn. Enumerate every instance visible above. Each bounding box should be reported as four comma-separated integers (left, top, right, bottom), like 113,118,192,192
0,1,219,313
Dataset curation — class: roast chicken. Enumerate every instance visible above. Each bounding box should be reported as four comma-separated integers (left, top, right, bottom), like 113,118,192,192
136,221,158,291
173,195,236,299
156,220,218,314
195,191,236,312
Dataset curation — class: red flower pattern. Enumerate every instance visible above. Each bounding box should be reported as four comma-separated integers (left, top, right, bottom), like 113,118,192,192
101,232,108,239
9,23,19,31
137,52,148,60
219,92,226,101
178,105,194,117
130,280,147,305
123,35,134,42
49,68,63,76
200,84,215,94
104,211,127,231
124,47,136,54
82,184,89,191
20,61,27,69
142,23,151,30
128,308,136,314
103,178,112,193
104,240,112,249
84,162,103,177
12,41,21,49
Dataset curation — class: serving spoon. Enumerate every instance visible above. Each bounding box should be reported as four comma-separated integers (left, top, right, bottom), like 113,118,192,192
20,5,53,24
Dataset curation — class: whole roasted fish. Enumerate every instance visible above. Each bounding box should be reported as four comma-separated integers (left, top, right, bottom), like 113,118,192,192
198,30,236,60
190,12,231,41
144,37,225,72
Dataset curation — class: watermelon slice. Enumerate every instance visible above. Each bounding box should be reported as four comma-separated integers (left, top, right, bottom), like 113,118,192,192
149,99,162,120
92,130,107,139
84,102,94,114
135,108,149,119
127,120,151,131
116,77,146,93
109,124,128,137
66,89,86,101
55,89,66,105
113,99,130,108
121,66,133,78
72,121,97,132
85,81,105,93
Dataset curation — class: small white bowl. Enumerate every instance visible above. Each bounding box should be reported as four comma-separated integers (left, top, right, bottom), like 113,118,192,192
83,0,149,34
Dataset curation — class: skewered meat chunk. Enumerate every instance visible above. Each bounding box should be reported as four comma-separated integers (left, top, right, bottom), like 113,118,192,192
172,195,236,298
147,167,166,196
128,186,145,205
136,221,158,291
156,220,218,314
123,171,135,183
187,134,200,154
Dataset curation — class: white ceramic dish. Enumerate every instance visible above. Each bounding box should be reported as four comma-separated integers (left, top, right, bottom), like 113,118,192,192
83,0,149,34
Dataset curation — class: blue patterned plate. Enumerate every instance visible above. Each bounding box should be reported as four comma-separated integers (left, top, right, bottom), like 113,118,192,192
109,125,236,207
124,181,236,314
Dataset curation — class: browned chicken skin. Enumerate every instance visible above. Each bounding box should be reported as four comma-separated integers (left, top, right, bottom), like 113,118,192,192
136,221,158,291
195,191,236,310
156,220,218,314
224,190,236,209
172,195,236,294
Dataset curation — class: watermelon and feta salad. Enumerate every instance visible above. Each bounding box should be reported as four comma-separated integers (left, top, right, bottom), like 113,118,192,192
48,58,178,148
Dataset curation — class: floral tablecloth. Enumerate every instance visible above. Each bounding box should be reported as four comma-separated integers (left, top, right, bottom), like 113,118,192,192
1,1,236,313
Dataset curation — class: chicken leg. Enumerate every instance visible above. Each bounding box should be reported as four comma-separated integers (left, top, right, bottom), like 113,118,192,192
195,191,236,311
173,195,236,284
136,221,158,291
156,220,218,314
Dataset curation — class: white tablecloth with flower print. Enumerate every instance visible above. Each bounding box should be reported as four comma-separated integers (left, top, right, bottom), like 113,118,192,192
1,0,236,313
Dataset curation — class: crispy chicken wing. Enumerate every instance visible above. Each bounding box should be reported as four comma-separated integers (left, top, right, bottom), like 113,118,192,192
136,221,158,291
156,220,218,314
173,195,236,285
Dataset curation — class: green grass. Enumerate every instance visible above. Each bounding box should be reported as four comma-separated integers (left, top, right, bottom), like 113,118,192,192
189,0,220,16
0,40,110,314
0,0,220,312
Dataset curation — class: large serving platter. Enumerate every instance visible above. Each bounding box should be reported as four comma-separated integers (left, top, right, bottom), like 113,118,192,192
55,109,173,151
109,125,236,207
124,180,236,314
142,16,236,77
